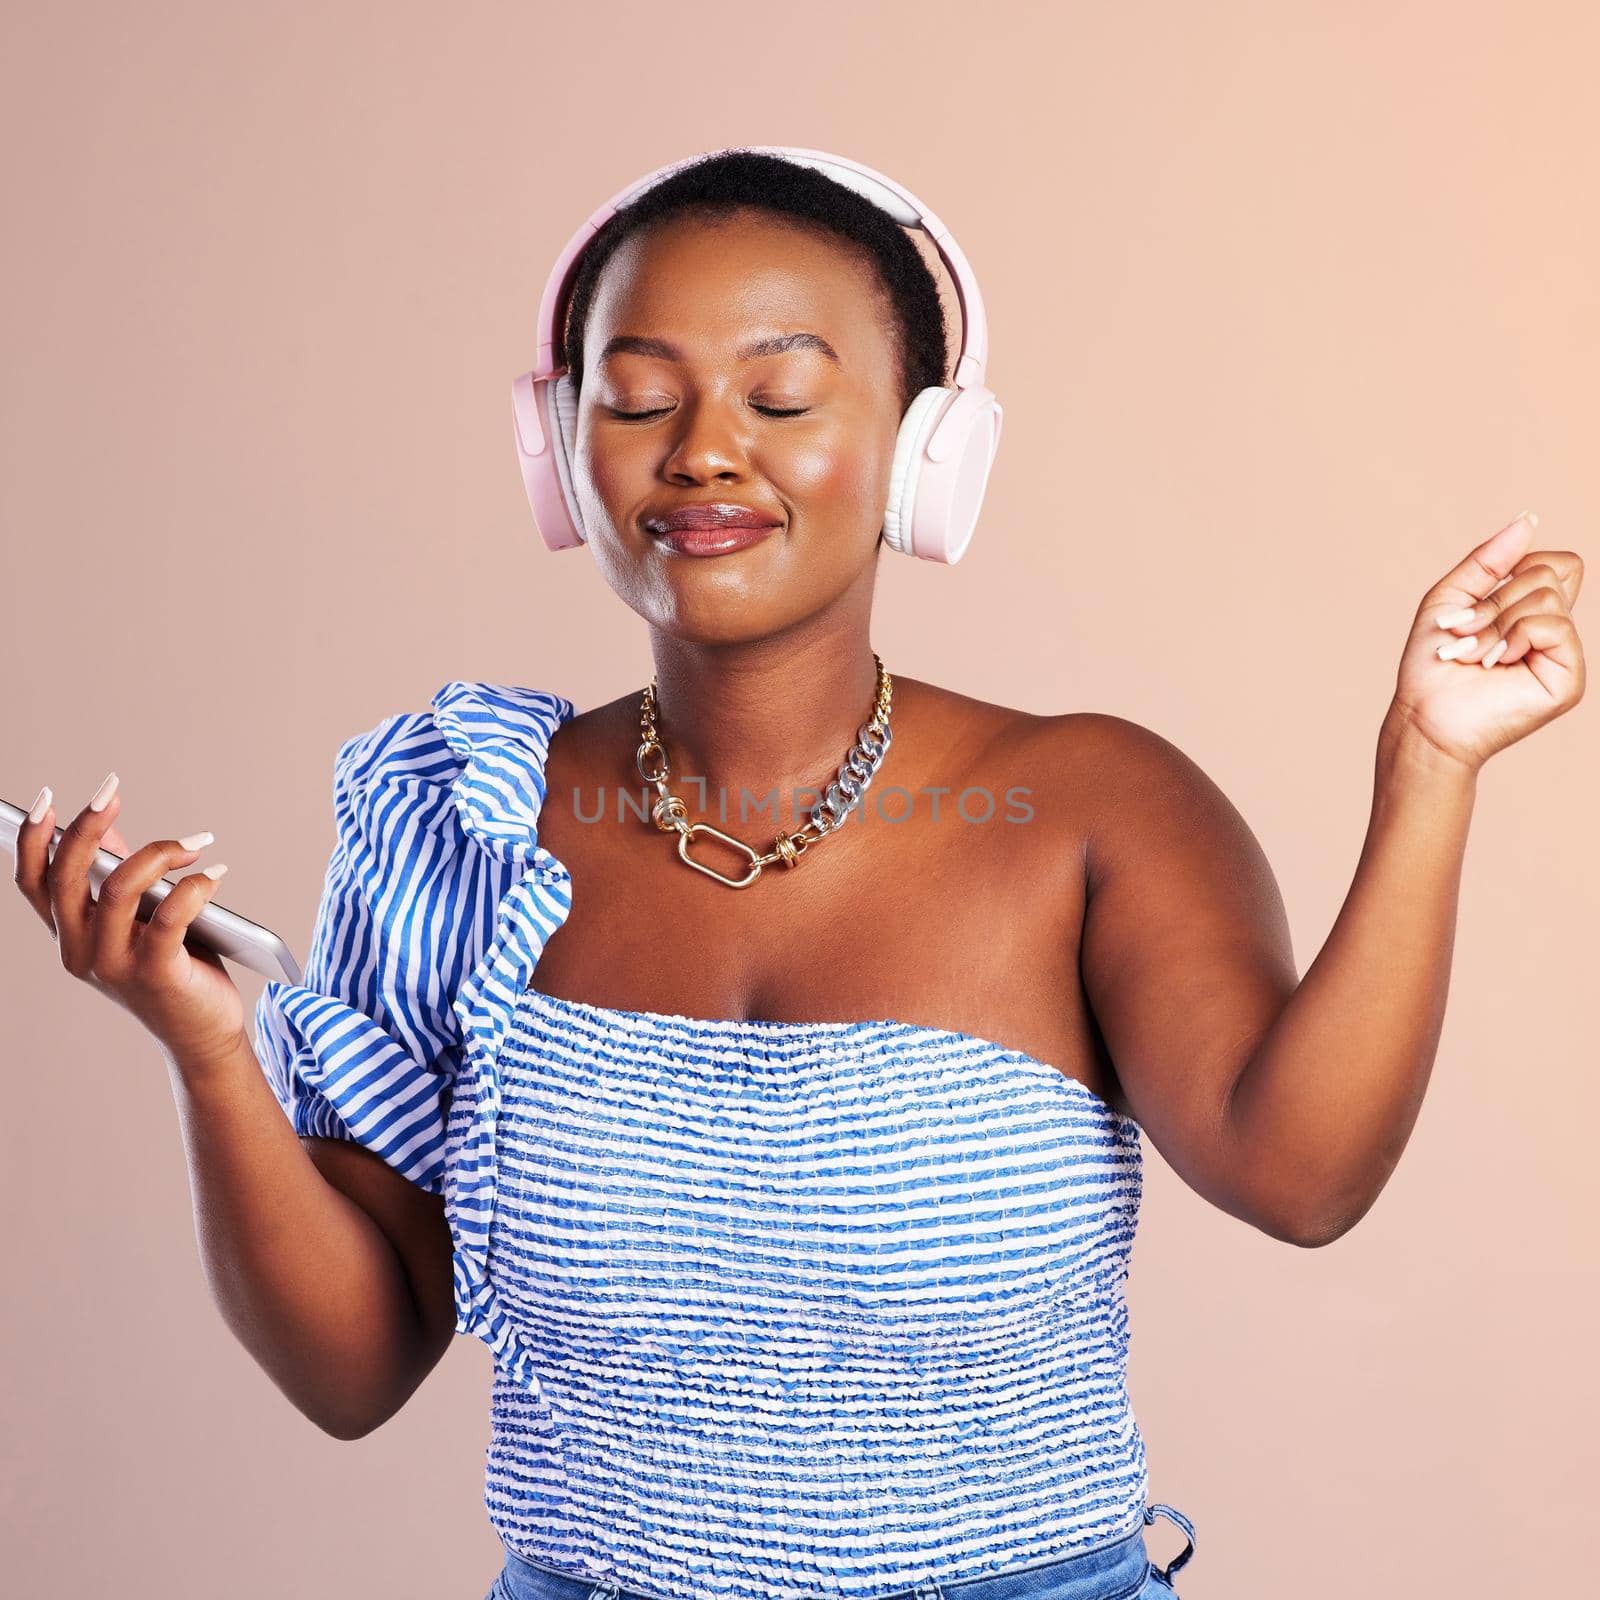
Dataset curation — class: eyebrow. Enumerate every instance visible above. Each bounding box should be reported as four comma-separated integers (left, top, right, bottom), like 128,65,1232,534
597,331,841,368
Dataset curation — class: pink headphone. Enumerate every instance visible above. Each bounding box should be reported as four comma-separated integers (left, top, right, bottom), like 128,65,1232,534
510,144,1003,565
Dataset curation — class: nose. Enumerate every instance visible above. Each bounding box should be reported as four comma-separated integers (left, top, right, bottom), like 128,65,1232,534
660,399,755,485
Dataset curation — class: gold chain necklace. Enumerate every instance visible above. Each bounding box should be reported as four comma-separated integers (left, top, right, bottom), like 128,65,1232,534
633,654,895,889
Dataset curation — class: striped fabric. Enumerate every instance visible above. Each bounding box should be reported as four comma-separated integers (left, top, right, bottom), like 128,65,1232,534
254,680,579,1379
253,681,1151,1600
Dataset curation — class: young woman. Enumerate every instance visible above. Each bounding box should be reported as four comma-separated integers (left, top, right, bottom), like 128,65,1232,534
12,149,1584,1600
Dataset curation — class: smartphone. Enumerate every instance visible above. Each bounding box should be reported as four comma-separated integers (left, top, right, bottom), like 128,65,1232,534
0,797,303,984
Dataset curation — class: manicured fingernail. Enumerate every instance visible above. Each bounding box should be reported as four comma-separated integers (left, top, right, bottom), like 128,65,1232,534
28,785,52,824
1481,639,1509,668
1436,606,1478,629
88,771,119,812
201,863,229,880
177,830,214,851
1438,634,1478,661
1518,509,1539,528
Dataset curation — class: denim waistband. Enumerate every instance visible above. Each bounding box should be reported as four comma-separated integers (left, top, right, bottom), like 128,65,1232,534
491,1503,1197,1600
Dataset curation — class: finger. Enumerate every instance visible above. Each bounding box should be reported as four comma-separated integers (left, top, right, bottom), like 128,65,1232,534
1422,512,1538,613
1491,601,1580,672
1490,607,1583,690
1436,561,1573,635
134,861,230,974
91,831,217,984
1435,625,1494,663
1506,547,1583,612
12,785,59,933
1497,583,1573,626
1433,582,1571,664
45,770,123,973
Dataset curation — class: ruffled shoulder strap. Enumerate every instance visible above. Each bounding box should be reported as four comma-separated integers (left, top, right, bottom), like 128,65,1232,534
253,707,474,1190
431,678,574,867
252,681,579,1392
249,681,576,1184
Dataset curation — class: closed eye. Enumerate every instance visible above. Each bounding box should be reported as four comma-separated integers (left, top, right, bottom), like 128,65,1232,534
608,404,811,420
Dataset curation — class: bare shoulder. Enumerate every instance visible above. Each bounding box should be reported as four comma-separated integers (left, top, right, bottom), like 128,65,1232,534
1034,706,1199,769
904,682,1205,813
1023,707,1235,834
944,698,1271,910
890,674,1056,762
847,680,1172,842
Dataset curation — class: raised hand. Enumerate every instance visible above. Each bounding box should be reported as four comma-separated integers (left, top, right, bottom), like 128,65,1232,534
1390,511,1586,775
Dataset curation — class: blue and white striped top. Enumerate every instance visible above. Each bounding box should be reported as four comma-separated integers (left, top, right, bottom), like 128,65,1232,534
253,681,1150,1600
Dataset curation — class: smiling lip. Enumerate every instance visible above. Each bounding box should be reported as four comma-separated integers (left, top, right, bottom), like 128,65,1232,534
644,503,782,557
650,522,779,557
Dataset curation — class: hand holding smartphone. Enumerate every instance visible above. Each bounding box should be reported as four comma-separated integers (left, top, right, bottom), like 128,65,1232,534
5,777,303,1075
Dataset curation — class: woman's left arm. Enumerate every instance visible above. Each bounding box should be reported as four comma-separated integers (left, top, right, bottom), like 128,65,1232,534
1080,512,1585,1247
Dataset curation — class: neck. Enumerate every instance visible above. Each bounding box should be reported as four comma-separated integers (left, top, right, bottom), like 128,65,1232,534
642,630,885,832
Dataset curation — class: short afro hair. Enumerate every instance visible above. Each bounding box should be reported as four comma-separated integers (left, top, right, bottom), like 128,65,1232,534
557,148,952,416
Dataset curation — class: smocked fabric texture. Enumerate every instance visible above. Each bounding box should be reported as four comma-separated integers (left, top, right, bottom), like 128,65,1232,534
253,681,1152,1600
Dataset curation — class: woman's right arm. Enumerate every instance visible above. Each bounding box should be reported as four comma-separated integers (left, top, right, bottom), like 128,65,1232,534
13,775,452,1441
165,1036,456,1440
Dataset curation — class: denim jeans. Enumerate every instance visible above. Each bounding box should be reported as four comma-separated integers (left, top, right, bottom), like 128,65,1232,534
486,1503,1197,1600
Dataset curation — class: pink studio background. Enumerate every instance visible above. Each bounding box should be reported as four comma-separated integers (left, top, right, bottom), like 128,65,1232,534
3,4,1595,1597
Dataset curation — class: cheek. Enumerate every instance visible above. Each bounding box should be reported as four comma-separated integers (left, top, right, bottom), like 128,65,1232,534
776,430,892,530
578,431,647,528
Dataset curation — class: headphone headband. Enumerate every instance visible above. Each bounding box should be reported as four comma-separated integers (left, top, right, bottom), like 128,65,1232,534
527,144,989,398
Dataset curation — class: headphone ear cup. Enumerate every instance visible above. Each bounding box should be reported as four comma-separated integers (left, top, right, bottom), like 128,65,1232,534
882,387,951,558
883,385,1003,563
512,371,587,551
549,373,586,545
